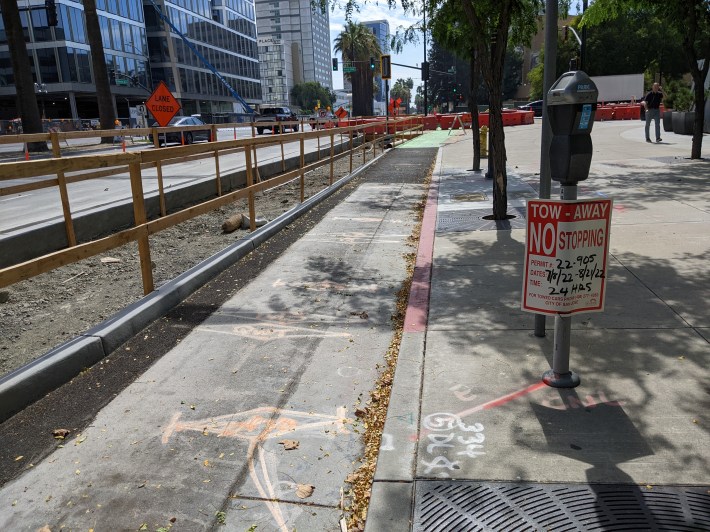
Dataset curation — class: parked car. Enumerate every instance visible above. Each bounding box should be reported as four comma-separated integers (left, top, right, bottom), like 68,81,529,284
309,112,337,130
518,100,544,117
149,116,212,146
255,106,299,134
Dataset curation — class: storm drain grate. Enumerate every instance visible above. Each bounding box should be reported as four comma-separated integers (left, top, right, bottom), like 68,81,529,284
413,481,710,531
437,208,527,232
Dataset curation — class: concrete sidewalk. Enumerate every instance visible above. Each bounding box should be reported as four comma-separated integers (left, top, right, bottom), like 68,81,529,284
0,137,440,531
368,122,710,530
0,122,708,531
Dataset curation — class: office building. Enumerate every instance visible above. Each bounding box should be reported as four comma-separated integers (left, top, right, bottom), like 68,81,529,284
255,0,332,108
0,0,261,122
362,20,388,102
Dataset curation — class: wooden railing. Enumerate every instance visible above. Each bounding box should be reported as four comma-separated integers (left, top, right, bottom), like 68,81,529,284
0,117,423,295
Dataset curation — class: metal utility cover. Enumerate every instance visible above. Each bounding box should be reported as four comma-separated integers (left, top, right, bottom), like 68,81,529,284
413,481,710,531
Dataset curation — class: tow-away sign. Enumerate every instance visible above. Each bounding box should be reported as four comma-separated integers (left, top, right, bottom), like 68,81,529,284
522,198,612,315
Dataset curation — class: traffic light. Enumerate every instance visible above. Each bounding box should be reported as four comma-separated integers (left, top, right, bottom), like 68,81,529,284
369,57,376,70
421,61,429,81
332,58,338,71
45,0,58,27
381,55,391,80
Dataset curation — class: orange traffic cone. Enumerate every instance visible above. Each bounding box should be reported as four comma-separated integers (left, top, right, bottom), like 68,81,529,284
24,144,29,161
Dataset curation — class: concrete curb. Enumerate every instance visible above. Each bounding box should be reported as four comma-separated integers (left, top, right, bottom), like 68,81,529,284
0,147,383,423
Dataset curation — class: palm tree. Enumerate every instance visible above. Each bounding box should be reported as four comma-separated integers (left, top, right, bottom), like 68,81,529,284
334,22,382,116
84,0,117,142
0,0,47,152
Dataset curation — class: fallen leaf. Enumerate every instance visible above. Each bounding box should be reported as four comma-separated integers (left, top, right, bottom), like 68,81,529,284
678,356,685,360
355,408,367,418
279,439,299,450
52,429,70,439
296,484,315,499
203,460,211,467
139,525,148,531
646,484,653,490
37,526,51,532
14,455,23,462
345,472,359,483
75,434,86,445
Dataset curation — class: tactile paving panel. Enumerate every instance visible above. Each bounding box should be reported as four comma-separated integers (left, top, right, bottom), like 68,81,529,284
413,481,710,532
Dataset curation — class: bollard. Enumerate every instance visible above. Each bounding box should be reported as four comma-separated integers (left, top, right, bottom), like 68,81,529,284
479,125,488,157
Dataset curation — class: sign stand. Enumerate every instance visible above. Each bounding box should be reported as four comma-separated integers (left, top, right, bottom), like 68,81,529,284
543,183,580,388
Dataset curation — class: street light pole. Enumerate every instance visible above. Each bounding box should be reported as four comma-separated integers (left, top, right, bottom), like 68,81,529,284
34,82,47,120
423,3,428,117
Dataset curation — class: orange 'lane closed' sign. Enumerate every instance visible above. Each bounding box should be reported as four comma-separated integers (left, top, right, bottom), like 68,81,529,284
146,81,181,127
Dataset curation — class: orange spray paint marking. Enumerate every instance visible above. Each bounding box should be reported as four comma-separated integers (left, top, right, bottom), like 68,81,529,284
162,406,351,532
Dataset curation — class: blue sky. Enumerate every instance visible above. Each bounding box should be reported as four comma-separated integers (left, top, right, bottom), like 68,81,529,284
328,2,424,92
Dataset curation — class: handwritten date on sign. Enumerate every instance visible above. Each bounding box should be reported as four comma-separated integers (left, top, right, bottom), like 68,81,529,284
543,254,605,296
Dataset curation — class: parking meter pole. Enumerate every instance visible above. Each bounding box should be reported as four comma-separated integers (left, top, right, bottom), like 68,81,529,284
543,183,580,388
540,70,598,389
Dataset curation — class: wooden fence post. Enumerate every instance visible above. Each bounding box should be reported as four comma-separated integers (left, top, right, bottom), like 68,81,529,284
152,127,167,216
329,131,334,185
129,159,154,295
245,141,257,232
299,134,305,203
50,131,77,247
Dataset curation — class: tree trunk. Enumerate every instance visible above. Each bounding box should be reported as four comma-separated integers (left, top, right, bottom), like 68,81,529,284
0,0,47,152
84,0,116,143
352,65,374,116
469,50,481,171
486,33,509,220
688,59,708,159
488,82,507,219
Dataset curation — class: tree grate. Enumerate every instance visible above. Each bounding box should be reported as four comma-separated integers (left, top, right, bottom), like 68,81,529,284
413,481,710,531
436,208,526,233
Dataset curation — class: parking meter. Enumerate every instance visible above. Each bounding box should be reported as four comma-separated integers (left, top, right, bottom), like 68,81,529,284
547,71,598,185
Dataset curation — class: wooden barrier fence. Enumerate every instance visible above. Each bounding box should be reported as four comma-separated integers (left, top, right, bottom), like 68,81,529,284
0,117,423,295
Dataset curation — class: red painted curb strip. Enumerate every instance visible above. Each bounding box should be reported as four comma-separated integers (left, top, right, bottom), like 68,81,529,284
403,168,439,333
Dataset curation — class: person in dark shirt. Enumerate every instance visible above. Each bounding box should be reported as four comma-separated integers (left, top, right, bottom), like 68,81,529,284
643,83,664,143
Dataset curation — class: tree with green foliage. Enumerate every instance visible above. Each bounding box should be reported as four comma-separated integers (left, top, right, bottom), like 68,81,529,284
333,21,382,116
582,0,709,158
320,0,565,218
290,82,335,112
390,78,414,113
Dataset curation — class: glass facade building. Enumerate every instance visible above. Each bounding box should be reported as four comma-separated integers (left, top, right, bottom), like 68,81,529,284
255,0,331,108
0,0,260,122
362,20,389,102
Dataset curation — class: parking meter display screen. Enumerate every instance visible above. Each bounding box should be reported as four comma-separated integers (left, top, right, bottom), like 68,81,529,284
552,75,574,91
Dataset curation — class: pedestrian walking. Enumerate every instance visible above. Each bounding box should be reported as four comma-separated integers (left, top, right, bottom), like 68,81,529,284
643,83,663,143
